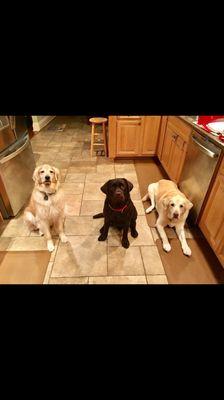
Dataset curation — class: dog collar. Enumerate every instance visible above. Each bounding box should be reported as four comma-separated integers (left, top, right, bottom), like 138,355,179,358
108,204,128,213
40,191,56,201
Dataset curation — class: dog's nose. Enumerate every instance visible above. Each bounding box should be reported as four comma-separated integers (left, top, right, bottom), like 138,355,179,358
45,175,50,181
173,213,179,219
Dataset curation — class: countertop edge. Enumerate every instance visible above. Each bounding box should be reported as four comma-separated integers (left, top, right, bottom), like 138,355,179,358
178,116,224,150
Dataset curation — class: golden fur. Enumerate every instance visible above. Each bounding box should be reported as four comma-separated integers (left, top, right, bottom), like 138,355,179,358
24,164,68,252
142,179,193,256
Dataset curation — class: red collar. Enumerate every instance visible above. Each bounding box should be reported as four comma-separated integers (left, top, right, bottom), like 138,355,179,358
109,204,128,213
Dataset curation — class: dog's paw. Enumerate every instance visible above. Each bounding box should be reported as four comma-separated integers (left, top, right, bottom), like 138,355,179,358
122,239,130,249
146,206,154,214
60,233,68,243
47,240,55,252
163,243,171,252
98,234,107,241
131,230,138,238
99,227,104,234
183,245,192,257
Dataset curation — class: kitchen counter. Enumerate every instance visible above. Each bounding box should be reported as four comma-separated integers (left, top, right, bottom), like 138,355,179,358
178,116,224,150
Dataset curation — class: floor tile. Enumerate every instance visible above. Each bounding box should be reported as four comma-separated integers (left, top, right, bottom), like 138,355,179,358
65,173,86,182
114,162,135,174
51,236,107,277
64,216,103,236
0,238,13,251
43,262,54,284
67,165,96,174
140,246,166,275
146,275,168,284
96,164,115,174
133,200,145,216
80,200,104,216
85,172,115,183
49,277,88,284
6,237,50,251
108,216,154,246
89,276,147,284
60,183,84,195
64,194,82,216
1,216,30,237
108,246,145,276
83,182,105,200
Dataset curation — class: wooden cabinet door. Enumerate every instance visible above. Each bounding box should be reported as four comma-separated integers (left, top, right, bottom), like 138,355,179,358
157,116,168,161
199,169,224,260
116,119,142,156
168,134,187,183
160,123,174,172
141,116,161,156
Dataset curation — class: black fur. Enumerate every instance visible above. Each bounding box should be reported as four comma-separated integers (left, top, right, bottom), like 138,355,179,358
93,178,138,248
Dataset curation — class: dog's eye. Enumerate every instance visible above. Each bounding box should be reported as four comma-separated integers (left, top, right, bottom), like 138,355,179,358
180,205,183,208
171,203,175,207
40,171,44,174
50,171,54,174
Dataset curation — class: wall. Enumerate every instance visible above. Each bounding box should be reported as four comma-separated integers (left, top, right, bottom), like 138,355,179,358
32,116,56,132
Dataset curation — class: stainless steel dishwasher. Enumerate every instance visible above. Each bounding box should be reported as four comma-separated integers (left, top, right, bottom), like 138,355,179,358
179,129,222,225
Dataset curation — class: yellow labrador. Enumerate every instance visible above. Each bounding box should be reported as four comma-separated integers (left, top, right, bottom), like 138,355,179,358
24,164,68,252
142,179,193,256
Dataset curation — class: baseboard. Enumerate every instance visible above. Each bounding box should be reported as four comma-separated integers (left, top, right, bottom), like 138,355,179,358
32,116,56,132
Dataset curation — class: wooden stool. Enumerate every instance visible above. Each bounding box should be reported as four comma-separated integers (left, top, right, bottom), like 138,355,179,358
89,117,108,157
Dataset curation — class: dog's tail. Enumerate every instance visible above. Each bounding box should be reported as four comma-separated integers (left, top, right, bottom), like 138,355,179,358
142,193,149,202
93,213,104,219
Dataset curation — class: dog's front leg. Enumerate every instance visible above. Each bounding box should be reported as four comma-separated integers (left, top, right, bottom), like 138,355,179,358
175,224,191,256
55,217,68,243
39,221,55,252
121,224,130,248
156,219,171,252
98,219,110,241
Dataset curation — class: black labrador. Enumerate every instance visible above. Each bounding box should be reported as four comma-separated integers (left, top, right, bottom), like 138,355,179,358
93,178,138,248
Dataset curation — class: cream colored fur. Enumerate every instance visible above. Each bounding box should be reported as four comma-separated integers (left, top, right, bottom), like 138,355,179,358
24,164,68,252
142,179,193,256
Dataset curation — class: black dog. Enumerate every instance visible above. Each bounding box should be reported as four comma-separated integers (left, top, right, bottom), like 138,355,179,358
93,178,138,248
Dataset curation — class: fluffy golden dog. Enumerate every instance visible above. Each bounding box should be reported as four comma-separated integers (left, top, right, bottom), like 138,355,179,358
142,179,193,256
24,164,68,252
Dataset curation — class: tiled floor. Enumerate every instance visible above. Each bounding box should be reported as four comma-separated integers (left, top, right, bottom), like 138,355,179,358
0,116,168,284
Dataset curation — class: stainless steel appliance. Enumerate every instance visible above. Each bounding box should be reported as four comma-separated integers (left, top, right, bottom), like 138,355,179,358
179,129,222,225
0,116,36,218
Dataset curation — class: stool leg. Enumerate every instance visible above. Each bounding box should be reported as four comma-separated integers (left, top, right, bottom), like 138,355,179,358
91,123,95,157
102,122,108,157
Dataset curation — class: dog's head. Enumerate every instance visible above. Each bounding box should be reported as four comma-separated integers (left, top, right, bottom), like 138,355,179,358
162,194,193,221
32,164,60,191
101,178,133,204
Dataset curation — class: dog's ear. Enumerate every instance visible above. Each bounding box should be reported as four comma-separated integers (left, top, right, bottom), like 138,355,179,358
162,197,170,210
32,166,40,182
53,167,60,182
101,181,110,194
186,200,193,210
124,179,133,192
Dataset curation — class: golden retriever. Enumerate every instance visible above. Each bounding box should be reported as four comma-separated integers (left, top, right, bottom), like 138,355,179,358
142,179,193,256
24,164,68,252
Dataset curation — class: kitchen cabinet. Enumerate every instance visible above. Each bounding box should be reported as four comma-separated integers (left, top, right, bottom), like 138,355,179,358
199,155,224,267
108,116,161,158
160,117,191,183
116,117,142,156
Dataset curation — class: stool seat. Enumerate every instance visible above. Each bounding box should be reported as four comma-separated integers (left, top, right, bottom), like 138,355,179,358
89,117,108,124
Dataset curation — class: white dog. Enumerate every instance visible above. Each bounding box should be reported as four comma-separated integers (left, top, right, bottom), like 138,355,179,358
142,179,193,256
24,164,68,252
